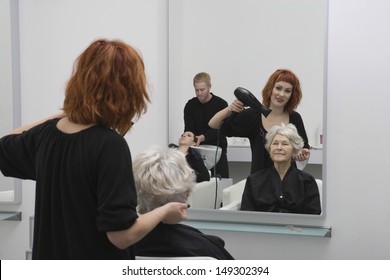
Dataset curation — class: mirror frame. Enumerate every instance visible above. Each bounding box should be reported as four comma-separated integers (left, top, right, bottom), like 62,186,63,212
169,0,329,228
0,0,22,205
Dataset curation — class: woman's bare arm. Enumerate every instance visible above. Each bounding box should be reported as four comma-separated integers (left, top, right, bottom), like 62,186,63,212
208,99,244,128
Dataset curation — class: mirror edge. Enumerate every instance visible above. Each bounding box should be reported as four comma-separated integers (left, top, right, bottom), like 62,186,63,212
0,0,22,205
183,0,329,228
11,0,22,204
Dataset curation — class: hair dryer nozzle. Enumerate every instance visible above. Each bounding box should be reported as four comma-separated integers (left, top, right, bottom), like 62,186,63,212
234,87,271,117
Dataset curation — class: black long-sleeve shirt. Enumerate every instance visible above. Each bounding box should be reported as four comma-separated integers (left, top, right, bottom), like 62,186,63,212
221,108,309,174
184,93,228,150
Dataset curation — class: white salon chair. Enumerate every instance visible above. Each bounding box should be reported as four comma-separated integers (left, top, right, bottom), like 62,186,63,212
190,144,221,170
187,145,222,209
219,179,246,211
187,180,219,209
316,179,323,210
0,190,14,201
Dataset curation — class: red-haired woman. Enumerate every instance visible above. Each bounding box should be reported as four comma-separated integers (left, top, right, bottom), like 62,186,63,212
209,69,310,175
0,39,188,259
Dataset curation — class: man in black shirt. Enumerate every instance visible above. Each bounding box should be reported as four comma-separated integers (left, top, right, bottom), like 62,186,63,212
183,72,229,178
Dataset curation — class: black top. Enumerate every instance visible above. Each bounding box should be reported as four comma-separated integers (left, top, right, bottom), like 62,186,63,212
135,223,234,260
186,148,210,182
184,93,228,150
220,108,310,174
168,144,210,183
0,119,138,259
241,166,321,214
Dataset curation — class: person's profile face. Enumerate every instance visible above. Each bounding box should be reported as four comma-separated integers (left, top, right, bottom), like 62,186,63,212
270,81,292,109
194,81,211,104
269,134,294,163
179,131,196,146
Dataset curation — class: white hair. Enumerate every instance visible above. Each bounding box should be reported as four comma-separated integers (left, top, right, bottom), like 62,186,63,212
265,123,304,155
132,146,196,214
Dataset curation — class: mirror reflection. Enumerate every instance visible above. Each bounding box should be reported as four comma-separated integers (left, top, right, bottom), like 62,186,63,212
169,0,327,216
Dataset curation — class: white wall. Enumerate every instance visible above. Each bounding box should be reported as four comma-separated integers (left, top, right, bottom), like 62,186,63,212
17,0,169,154
211,0,390,259
1,0,390,260
0,0,169,259
168,0,325,147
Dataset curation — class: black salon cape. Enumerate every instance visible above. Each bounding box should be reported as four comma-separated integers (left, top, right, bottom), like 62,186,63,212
241,166,321,214
135,223,234,260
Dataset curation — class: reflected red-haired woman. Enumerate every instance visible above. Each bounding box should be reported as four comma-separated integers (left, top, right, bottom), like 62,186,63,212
209,69,310,175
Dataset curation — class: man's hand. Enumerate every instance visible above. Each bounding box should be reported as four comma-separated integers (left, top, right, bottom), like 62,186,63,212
196,134,205,146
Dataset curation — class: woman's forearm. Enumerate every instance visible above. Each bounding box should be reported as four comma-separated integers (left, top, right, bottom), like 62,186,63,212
208,107,231,128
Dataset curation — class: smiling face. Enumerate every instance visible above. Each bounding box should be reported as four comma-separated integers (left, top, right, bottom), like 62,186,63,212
270,81,293,110
194,81,212,104
269,134,294,163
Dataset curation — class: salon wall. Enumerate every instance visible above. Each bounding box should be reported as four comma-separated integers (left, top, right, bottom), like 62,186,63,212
0,0,169,259
1,0,390,259
212,0,390,259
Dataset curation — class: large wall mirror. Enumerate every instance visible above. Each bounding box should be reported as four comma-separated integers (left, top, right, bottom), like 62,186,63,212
168,0,328,226
0,0,22,204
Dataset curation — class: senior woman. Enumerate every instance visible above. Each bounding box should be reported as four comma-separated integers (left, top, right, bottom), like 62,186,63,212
240,123,321,214
133,146,234,259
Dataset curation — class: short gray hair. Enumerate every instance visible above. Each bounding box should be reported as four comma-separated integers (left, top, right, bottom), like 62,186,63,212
132,146,196,214
265,123,304,155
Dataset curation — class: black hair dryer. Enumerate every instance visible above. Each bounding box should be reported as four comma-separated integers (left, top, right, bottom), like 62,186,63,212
234,87,272,117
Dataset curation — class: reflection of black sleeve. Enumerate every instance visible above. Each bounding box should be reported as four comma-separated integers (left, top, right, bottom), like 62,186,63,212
220,108,260,138
203,128,219,145
183,101,197,134
240,177,257,211
187,149,210,183
184,95,228,148
290,112,310,148
303,177,322,214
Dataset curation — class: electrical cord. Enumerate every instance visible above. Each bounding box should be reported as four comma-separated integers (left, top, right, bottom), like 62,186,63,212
212,126,222,209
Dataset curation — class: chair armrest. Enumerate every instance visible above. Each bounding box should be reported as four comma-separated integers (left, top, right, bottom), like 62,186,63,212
187,180,219,209
222,179,246,206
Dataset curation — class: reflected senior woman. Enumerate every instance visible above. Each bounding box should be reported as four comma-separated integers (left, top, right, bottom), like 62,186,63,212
240,123,321,214
133,146,234,259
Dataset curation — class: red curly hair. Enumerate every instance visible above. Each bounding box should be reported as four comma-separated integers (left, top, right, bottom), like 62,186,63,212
63,39,150,135
262,69,302,114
